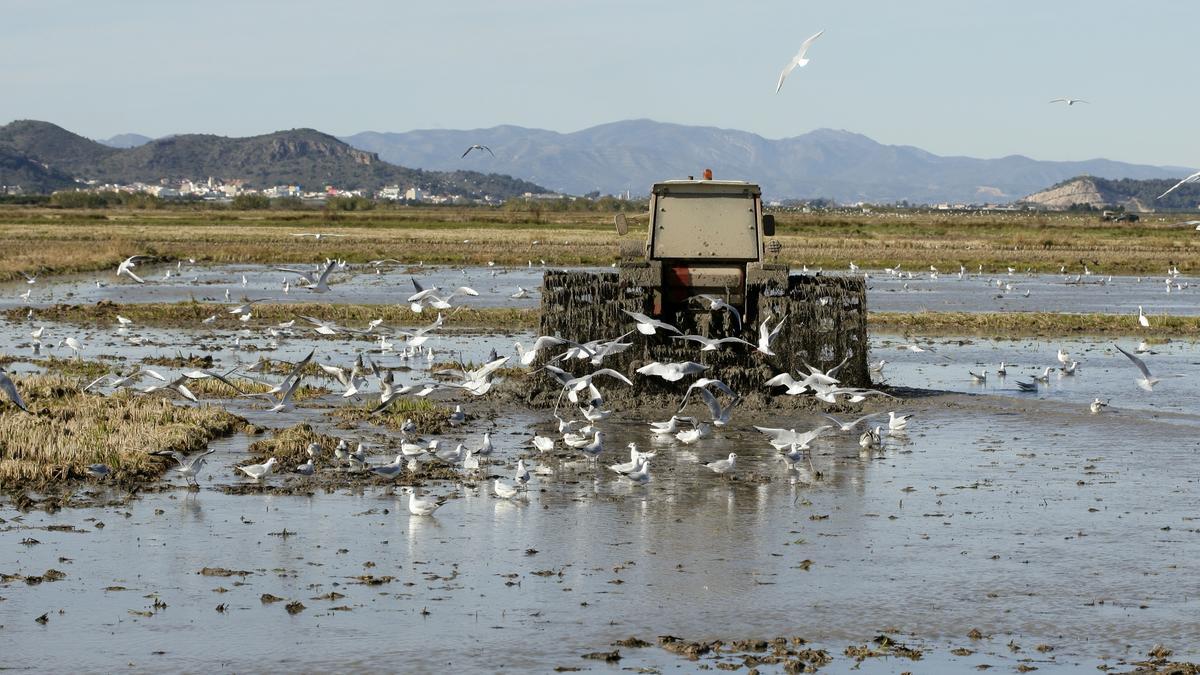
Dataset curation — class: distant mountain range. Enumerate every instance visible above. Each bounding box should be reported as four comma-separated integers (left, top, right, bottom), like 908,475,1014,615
4,118,1193,204
342,119,1193,204
0,120,546,198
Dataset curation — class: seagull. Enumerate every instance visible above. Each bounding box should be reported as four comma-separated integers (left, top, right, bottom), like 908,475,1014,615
293,459,316,477
448,404,466,426
305,259,338,294
616,458,650,484
859,426,883,451
609,445,646,474
493,479,520,499
646,416,691,437
621,309,681,335
675,423,710,445
677,378,737,412
1138,306,1150,328
514,336,576,366
671,334,756,352
1090,398,1110,414
0,367,30,413
237,457,277,481
291,233,346,240
703,452,737,476
635,360,707,382
407,488,445,516
753,425,832,450
578,431,605,461
369,456,406,479
85,463,111,479
155,448,214,486
969,369,988,383
996,362,1007,377
1015,379,1038,392
532,435,555,453
117,255,152,283
1158,170,1200,199
821,413,883,433
1049,97,1089,106
887,411,912,431
756,313,789,356
1057,349,1070,366
775,29,824,93
511,287,530,299
690,294,743,330
461,144,495,158
697,388,737,427
1114,343,1162,391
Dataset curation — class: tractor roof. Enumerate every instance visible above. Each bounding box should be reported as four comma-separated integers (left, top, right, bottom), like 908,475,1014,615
652,180,761,196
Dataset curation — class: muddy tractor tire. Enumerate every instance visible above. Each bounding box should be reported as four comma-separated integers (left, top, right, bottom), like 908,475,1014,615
528,270,869,407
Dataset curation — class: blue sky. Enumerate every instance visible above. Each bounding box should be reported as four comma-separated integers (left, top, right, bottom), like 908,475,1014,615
2,0,1195,167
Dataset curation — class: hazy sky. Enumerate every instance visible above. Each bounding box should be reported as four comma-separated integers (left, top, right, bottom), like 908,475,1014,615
3,0,1196,167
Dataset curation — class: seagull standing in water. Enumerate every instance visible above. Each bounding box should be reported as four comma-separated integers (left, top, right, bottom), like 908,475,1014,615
775,29,824,93
237,457,277,481
703,452,738,476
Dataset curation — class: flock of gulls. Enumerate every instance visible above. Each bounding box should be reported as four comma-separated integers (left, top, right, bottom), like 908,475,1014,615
0,238,1189,517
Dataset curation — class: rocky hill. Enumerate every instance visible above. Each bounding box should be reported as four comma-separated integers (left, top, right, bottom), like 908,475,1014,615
343,119,1189,204
0,120,547,198
99,133,153,148
1021,176,1200,211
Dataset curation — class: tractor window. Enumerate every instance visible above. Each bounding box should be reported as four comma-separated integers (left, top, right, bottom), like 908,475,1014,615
651,193,759,260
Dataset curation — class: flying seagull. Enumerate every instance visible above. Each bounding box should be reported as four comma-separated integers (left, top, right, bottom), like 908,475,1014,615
775,29,824,93
1157,170,1200,199
1049,98,1088,106
461,144,495,158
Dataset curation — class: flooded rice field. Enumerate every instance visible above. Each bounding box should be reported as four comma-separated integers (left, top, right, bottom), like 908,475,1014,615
1,263,1198,673
2,262,1197,315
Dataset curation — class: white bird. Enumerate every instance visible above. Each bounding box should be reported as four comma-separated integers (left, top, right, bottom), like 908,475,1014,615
621,309,681,336
690,294,743,330
117,255,151,283
461,144,495,158
636,360,707,382
578,431,605,461
677,378,737,412
648,415,694,435
1114,343,1161,391
775,29,824,93
532,435,555,453
515,335,574,366
293,459,316,477
703,452,738,475
753,425,832,450
476,432,494,456
1158,170,1200,199
510,287,530,299
493,479,520,499
969,369,988,383
1049,97,1089,106
407,489,445,516
697,387,737,427
514,458,530,484
756,313,789,356
859,426,883,451
305,259,338,294
671,334,756,352
608,444,646,474
1089,398,1109,414
448,405,466,426
1057,349,1070,366
291,232,346,240
156,448,214,486
617,458,651,484
821,413,883,434
369,456,406,479
1138,306,1150,328
237,457,277,480
0,367,30,413
675,423,710,444
996,362,1007,377
887,411,912,431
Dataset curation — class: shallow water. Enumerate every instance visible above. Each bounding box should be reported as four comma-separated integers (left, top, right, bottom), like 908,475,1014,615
2,396,1197,672
2,265,1199,672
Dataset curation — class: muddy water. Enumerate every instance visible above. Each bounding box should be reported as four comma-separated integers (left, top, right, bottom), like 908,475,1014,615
4,263,1197,315
2,395,1197,672
2,270,1199,671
